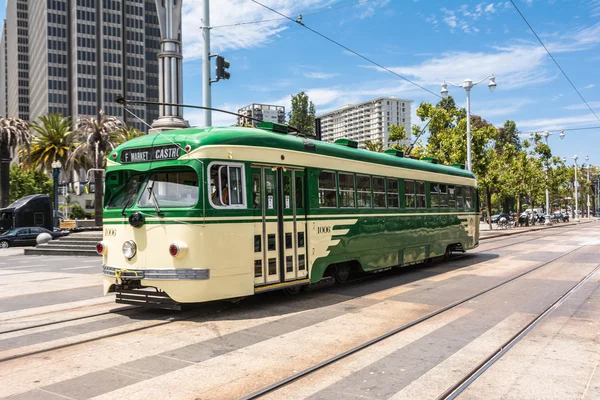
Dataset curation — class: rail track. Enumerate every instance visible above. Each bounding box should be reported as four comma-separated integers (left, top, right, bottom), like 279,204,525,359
240,226,599,399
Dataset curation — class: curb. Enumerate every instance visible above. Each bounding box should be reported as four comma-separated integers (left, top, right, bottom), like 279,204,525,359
480,219,597,241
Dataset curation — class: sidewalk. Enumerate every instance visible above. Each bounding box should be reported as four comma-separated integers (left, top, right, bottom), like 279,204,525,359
480,218,598,240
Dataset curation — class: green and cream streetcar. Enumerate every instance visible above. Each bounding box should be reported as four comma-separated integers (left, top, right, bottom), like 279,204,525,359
99,122,479,308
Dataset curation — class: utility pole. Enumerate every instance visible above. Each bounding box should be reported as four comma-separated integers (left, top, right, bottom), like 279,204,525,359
201,0,212,127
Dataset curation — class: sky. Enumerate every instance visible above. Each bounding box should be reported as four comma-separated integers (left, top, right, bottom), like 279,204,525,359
1,0,599,166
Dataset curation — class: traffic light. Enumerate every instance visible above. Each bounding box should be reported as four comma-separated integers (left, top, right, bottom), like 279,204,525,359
215,55,230,81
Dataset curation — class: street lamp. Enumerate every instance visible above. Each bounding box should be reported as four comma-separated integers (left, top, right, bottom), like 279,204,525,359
585,155,590,219
563,155,579,221
540,130,565,225
51,160,62,228
441,74,496,172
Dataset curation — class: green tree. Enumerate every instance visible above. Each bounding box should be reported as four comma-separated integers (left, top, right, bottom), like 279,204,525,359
25,114,78,172
8,165,54,204
111,125,144,146
362,140,384,153
0,117,30,207
70,203,86,219
288,91,316,136
68,109,123,226
496,120,521,153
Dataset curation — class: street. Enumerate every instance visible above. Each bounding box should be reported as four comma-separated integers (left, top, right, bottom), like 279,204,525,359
0,222,598,400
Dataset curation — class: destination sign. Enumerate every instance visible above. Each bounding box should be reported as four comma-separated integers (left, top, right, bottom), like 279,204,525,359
121,144,181,164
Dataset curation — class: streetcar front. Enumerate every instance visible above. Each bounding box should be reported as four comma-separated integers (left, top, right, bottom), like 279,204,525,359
99,130,254,307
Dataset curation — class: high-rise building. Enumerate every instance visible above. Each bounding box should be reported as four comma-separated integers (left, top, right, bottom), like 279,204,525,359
319,97,413,147
238,104,286,127
1,0,162,132
0,20,7,117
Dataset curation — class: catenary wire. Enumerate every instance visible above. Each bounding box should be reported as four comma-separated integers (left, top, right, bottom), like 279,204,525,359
211,0,373,29
518,126,600,134
250,0,440,98
509,0,600,124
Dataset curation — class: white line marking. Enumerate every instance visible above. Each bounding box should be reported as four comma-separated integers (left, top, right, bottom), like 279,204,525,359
82,259,101,263
61,266,98,270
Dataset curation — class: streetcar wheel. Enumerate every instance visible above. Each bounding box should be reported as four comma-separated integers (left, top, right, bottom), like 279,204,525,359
282,285,302,296
444,247,452,260
333,264,351,284
0,241,9,249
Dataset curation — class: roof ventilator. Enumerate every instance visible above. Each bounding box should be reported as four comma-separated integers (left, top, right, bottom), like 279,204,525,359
257,121,289,134
421,157,439,164
451,163,465,170
384,149,404,157
334,138,358,148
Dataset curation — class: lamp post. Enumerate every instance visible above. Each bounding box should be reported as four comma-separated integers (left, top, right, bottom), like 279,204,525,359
585,155,590,219
540,130,565,225
51,160,62,228
441,74,497,172
563,155,579,221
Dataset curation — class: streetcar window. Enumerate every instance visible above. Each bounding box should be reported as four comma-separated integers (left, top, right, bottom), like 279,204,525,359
138,170,199,208
252,173,261,209
338,173,355,208
106,172,146,208
456,186,464,209
208,163,246,209
416,181,426,208
387,179,399,208
373,177,386,208
357,175,371,208
465,187,473,210
431,183,440,208
448,185,456,208
405,180,415,208
318,171,337,208
295,176,304,209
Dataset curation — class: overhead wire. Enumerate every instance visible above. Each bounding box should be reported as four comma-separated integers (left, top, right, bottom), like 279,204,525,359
250,0,440,98
518,126,600,134
509,0,600,124
211,0,374,29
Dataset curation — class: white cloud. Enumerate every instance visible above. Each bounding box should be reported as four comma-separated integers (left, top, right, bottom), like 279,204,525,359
583,84,596,90
564,101,600,111
470,98,536,118
304,72,340,79
517,114,600,131
181,1,387,61
435,2,510,34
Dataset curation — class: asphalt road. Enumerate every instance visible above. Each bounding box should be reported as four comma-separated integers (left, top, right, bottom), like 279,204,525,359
0,223,598,400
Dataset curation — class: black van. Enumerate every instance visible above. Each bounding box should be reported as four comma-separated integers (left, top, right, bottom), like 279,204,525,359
0,194,53,232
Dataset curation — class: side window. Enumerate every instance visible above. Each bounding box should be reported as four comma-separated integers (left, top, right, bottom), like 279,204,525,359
448,185,456,208
405,180,415,208
318,171,337,208
438,184,448,208
416,181,426,208
373,177,386,208
338,173,355,208
251,173,261,209
387,178,399,208
465,187,473,210
357,175,372,208
456,186,464,209
34,212,44,225
209,163,245,208
431,183,440,208
295,176,304,209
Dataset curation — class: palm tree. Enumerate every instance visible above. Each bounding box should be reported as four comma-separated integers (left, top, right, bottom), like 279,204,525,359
68,110,123,226
111,125,144,146
24,114,77,172
0,117,30,207
362,140,384,153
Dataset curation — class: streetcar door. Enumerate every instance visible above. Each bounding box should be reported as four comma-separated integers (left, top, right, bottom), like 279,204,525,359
252,166,307,287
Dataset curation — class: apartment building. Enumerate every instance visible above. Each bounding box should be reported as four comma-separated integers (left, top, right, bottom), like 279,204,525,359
319,97,413,147
238,104,286,127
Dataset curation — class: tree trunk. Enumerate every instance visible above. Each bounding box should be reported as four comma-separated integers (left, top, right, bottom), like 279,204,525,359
485,187,493,230
94,143,103,226
0,143,11,208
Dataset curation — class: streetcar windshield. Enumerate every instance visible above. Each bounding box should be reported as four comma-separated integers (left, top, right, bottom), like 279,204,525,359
106,173,146,209
138,170,199,208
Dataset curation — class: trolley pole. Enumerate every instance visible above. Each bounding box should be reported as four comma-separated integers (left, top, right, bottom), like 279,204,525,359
201,0,212,127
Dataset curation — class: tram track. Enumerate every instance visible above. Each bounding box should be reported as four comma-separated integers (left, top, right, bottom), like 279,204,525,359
1,223,594,366
436,262,600,399
240,226,599,400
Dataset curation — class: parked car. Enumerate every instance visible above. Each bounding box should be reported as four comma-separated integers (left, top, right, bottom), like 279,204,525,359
0,227,65,248
491,213,511,224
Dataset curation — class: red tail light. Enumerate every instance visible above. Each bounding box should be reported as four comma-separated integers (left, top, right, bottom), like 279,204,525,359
169,243,180,257
96,242,105,255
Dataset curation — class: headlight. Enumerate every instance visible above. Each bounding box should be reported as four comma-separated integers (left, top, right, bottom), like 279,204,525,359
122,240,137,259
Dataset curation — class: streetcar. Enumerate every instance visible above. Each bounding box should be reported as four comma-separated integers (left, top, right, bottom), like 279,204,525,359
99,122,479,309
